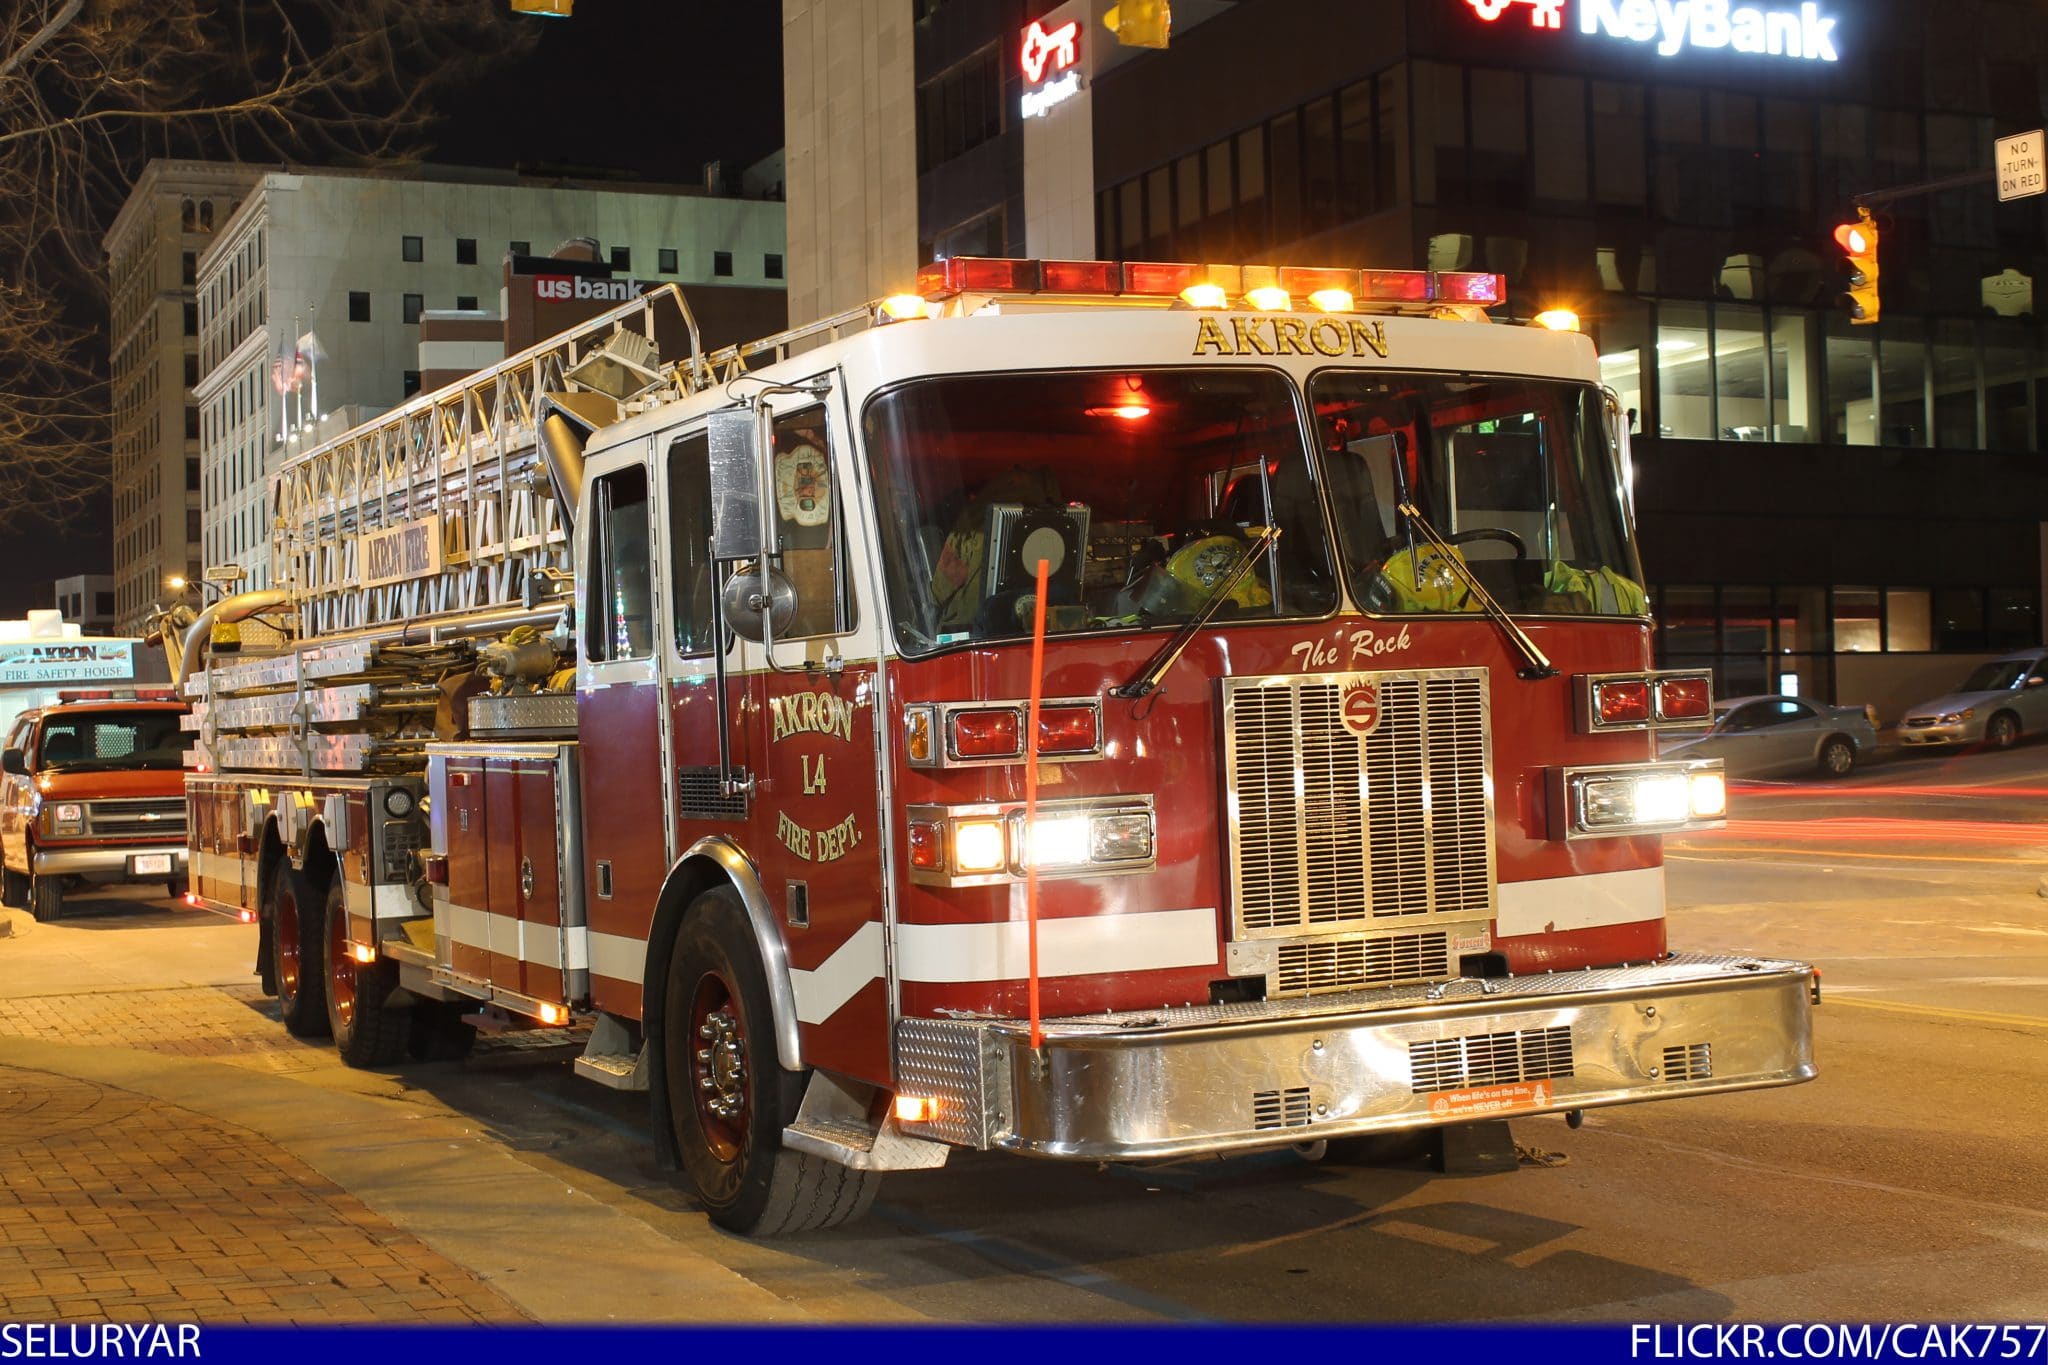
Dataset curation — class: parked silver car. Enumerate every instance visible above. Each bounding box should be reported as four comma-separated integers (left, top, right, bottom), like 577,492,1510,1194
1896,649,2048,749
1659,695,1878,779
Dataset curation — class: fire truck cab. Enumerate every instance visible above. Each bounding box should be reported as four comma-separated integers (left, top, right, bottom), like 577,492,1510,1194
178,263,1814,1237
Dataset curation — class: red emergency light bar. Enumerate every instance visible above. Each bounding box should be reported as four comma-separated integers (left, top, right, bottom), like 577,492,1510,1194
908,256,1506,311
54,688,178,703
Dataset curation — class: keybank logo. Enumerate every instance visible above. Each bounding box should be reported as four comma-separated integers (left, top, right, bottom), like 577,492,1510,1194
1466,0,1840,62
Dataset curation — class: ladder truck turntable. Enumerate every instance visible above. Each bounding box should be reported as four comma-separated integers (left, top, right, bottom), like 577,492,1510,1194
169,260,1816,1236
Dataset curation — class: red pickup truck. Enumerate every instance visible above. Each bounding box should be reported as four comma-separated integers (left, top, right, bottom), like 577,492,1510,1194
0,694,192,922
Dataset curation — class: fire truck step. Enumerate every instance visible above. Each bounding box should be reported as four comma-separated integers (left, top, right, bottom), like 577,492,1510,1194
783,1115,951,1172
572,1049,648,1091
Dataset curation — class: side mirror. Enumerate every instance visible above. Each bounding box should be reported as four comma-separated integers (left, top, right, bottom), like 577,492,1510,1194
706,407,767,561
720,563,797,644
1,749,25,776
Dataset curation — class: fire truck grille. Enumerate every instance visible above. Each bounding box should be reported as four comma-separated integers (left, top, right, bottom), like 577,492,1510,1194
1251,1086,1313,1130
1223,669,1494,944
85,799,187,841
1408,1025,1574,1094
1274,931,1452,995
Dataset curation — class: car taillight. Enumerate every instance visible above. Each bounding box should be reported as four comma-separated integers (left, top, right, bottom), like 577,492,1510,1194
1657,676,1712,721
906,820,942,871
949,710,1022,759
1594,680,1652,726
1036,705,1099,755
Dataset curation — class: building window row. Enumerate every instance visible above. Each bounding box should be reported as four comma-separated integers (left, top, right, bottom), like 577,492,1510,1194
917,43,1003,175
1597,302,2046,453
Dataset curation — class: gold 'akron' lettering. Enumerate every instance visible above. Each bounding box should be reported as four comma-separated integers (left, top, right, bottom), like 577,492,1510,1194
769,690,857,744
1195,315,1389,360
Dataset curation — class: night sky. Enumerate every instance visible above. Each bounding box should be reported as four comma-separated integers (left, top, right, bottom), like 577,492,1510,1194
13,2,784,620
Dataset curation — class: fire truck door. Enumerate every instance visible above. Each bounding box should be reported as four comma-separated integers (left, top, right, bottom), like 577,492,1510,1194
576,441,672,1017
737,390,892,1084
661,426,743,830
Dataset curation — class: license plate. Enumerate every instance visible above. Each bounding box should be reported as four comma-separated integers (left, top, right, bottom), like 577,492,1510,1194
132,853,173,876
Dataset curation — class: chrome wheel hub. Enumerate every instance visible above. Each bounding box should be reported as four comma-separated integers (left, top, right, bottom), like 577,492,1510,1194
696,1007,746,1122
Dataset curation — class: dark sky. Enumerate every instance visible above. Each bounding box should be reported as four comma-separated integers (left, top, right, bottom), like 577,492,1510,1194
11,1,784,619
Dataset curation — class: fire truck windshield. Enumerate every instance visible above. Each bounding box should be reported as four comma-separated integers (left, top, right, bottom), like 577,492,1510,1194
1308,372,1644,618
864,368,1338,655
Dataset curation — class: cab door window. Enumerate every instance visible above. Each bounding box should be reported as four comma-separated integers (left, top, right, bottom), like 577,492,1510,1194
768,406,851,639
585,464,655,661
666,433,716,657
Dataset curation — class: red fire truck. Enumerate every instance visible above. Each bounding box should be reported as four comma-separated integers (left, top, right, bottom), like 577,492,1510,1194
171,263,1815,1236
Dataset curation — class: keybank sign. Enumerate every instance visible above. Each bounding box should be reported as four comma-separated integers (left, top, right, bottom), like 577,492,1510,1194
1468,0,1840,62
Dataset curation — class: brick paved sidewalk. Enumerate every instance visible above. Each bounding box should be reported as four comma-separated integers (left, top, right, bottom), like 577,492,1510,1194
0,1063,530,1324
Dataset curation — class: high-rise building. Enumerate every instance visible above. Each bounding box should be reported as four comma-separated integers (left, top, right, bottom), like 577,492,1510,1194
102,161,264,633
192,163,787,589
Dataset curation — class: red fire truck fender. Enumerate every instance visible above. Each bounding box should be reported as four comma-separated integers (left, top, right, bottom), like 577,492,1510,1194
651,835,805,1072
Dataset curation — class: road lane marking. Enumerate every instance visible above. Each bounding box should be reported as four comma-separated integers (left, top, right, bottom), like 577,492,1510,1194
1825,996,2048,1032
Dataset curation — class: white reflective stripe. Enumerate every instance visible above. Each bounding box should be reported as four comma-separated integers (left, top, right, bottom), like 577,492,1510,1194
791,921,885,1026
1495,865,1665,937
341,879,414,921
434,901,588,971
588,930,645,986
898,906,1218,985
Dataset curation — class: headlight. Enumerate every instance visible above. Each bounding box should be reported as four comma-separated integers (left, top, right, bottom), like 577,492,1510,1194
1550,763,1726,840
1939,708,1974,724
383,787,416,818
43,802,86,836
907,798,1156,885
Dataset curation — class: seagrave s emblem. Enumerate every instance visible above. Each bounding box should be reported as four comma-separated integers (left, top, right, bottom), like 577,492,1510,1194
1341,680,1382,738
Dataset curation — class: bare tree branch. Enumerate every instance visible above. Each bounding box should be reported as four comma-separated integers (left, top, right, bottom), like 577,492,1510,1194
0,0,539,536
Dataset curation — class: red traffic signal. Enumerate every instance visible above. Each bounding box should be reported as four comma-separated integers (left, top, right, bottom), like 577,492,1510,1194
1832,221,1872,256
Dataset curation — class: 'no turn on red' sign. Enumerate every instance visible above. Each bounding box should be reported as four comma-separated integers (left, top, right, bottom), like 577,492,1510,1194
1996,130,2044,202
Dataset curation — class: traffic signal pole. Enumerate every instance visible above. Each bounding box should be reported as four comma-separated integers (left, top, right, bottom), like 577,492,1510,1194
1852,167,1994,208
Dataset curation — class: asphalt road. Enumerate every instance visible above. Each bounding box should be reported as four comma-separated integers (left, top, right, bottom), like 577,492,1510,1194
6,741,2045,1323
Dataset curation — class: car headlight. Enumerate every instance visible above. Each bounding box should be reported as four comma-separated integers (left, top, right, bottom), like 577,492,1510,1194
43,802,85,836
1939,708,1974,724
1549,762,1726,840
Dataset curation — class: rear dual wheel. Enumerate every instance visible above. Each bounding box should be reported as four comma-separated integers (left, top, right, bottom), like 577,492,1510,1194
663,888,879,1236
323,876,410,1068
267,865,329,1037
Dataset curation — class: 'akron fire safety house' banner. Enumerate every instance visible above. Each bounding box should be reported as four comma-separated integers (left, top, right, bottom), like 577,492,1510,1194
0,640,134,685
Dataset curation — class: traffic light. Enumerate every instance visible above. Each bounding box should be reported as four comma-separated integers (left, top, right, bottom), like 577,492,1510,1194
1103,0,1171,48
510,0,573,15
1833,208,1880,325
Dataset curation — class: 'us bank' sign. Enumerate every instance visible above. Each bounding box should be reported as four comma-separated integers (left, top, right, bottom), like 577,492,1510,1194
1466,0,1840,62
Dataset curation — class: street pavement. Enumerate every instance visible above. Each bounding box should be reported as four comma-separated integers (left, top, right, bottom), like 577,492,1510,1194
1,742,2044,1324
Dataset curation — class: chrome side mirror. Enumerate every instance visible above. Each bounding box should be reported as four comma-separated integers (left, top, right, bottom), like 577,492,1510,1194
720,562,797,644
706,407,766,561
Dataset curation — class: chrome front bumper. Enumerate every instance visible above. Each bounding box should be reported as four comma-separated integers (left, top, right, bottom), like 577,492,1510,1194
34,843,188,879
895,953,1815,1160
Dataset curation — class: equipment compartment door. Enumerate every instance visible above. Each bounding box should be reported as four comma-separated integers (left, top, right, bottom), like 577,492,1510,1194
441,758,492,984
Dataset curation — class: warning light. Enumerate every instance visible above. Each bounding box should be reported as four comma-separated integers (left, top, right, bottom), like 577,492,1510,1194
238,909,255,923
879,294,928,322
1533,308,1581,332
893,1094,937,1123
1178,282,1228,309
350,942,377,965
1245,286,1291,312
537,1002,566,1025
1832,209,1880,324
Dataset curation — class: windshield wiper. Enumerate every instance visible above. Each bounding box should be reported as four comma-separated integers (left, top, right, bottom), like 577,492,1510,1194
1395,501,1556,681
1113,527,1280,700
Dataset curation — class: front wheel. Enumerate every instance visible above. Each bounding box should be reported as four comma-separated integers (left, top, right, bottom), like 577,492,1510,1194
323,876,410,1067
1986,711,2020,750
267,865,330,1038
30,874,63,923
662,888,879,1235
1,865,27,909
1818,736,1856,778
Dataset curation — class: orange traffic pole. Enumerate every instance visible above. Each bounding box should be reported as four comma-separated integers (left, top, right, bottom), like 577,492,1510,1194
1024,558,1049,1050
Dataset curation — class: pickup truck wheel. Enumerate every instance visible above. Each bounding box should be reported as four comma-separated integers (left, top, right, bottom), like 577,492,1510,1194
1,867,27,909
30,874,63,923
166,877,184,901
662,887,879,1235
323,877,410,1067
268,866,330,1038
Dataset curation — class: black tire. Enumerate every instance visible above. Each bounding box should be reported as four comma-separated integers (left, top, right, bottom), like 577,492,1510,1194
407,1001,478,1062
166,877,184,901
662,887,880,1235
322,877,410,1067
1987,711,2020,750
267,863,330,1038
29,874,63,923
1818,736,1856,778
1,866,27,909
